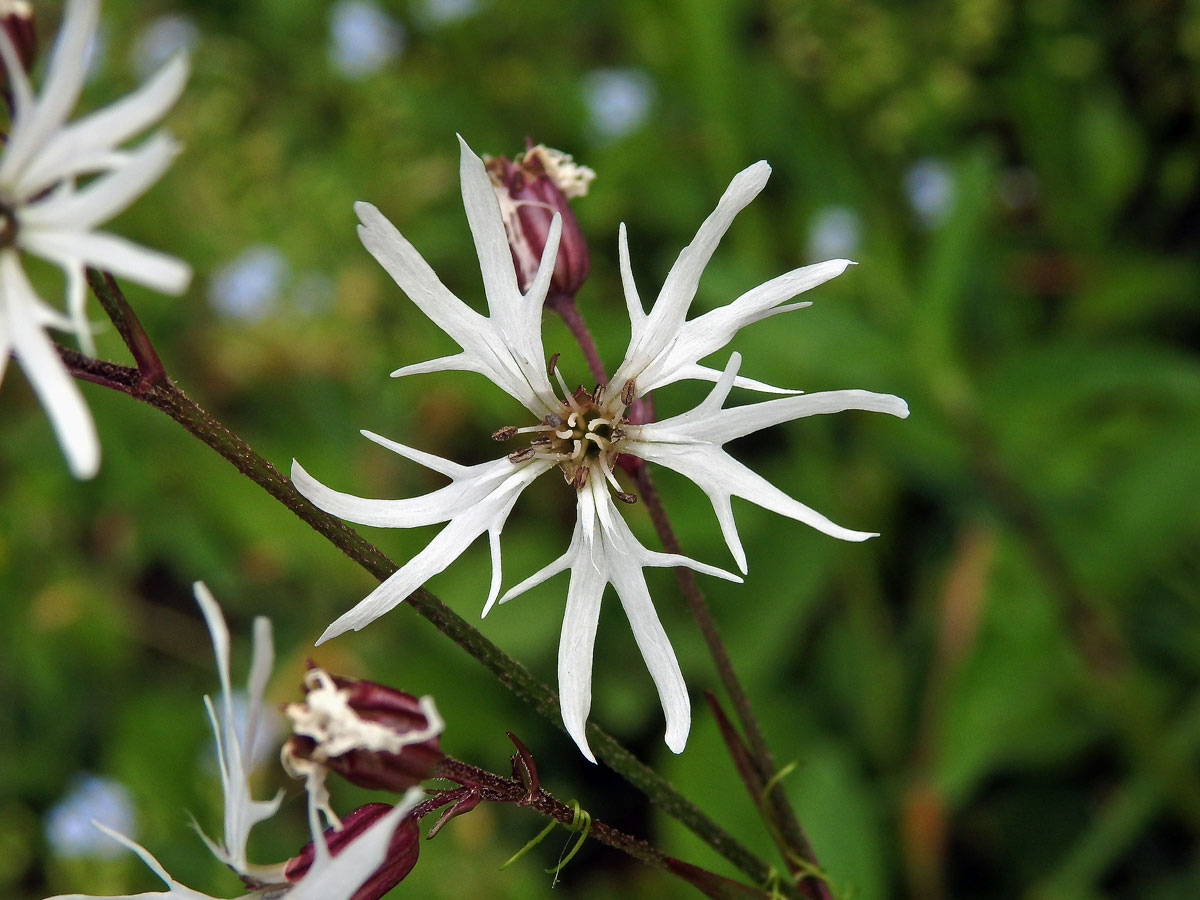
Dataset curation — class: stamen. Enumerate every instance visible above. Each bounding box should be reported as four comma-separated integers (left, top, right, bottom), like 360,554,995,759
620,379,636,406
508,447,536,463
591,383,605,404
570,467,590,489
614,491,637,504
544,413,562,427
553,367,580,412
492,426,518,441
547,353,560,378
515,423,554,435
610,428,626,442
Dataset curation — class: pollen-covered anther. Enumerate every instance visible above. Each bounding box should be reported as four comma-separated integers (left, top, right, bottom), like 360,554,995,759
508,446,536,463
614,491,637,504
491,426,518,441
620,379,636,406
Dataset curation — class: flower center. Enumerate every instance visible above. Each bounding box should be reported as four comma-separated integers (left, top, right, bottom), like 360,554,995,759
494,368,638,502
0,203,18,249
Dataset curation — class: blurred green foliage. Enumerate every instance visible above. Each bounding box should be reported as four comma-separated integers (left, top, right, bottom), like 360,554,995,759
3,0,1200,898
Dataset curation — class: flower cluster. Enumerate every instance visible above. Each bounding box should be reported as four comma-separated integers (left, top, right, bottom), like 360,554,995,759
0,0,190,478
43,583,435,900
293,137,909,760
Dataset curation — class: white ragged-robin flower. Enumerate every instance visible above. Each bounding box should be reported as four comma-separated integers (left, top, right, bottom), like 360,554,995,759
293,137,908,760
0,0,190,478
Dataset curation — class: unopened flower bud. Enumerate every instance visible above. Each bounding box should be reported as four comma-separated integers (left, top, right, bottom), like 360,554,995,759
0,1,36,75
485,143,593,300
284,802,420,900
283,669,444,794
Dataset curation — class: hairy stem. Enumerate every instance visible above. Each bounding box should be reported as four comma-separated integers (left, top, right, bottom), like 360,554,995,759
422,757,769,898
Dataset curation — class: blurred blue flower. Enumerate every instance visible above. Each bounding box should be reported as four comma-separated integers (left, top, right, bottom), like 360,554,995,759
44,774,136,859
415,0,479,27
130,13,198,80
328,0,405,79
904,157,955,227
807,205,862,261
583,68,654,141
208,245,289,322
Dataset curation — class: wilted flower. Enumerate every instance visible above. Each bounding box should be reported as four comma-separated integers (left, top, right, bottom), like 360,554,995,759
43,583,428,900
283,668,444,798
293,137,908,760
0,0,191,478
283,802,421,900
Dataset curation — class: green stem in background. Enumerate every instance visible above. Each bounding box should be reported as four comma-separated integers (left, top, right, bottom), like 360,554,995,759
962,416,1200,830
545,294,828,898
63,274,793,897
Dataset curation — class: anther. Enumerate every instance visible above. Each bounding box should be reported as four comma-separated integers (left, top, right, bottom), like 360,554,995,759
492,426,518,442
544,413,562,427
529,435,551,446
570,467,590,489
547,353,560,378
610,428,625,442
620,380,636,406
508,447,536,463
614,491,637,504
591,383,605,404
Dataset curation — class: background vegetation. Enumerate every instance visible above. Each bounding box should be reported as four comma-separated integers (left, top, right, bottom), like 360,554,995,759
3,0,1199,898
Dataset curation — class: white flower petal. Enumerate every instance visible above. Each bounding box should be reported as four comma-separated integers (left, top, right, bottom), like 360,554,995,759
3,254,99,478
647,260,849,391
20,132,181,231
45,821,227,900
457,134,521,317
557,540,606,763
638,440,880,549
359,428,472,478
21,54,190,193
289,788,425,900
617,223,646,332
604,540,690,752
501,479,738,758
624,352,908,561
355,199,490,358
0,0,98,185
292,451,518,529
22,229,192,296
193,583,283,879
611,160,770,393
497,548,572,606
355,188,557,415
303,443,552,643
